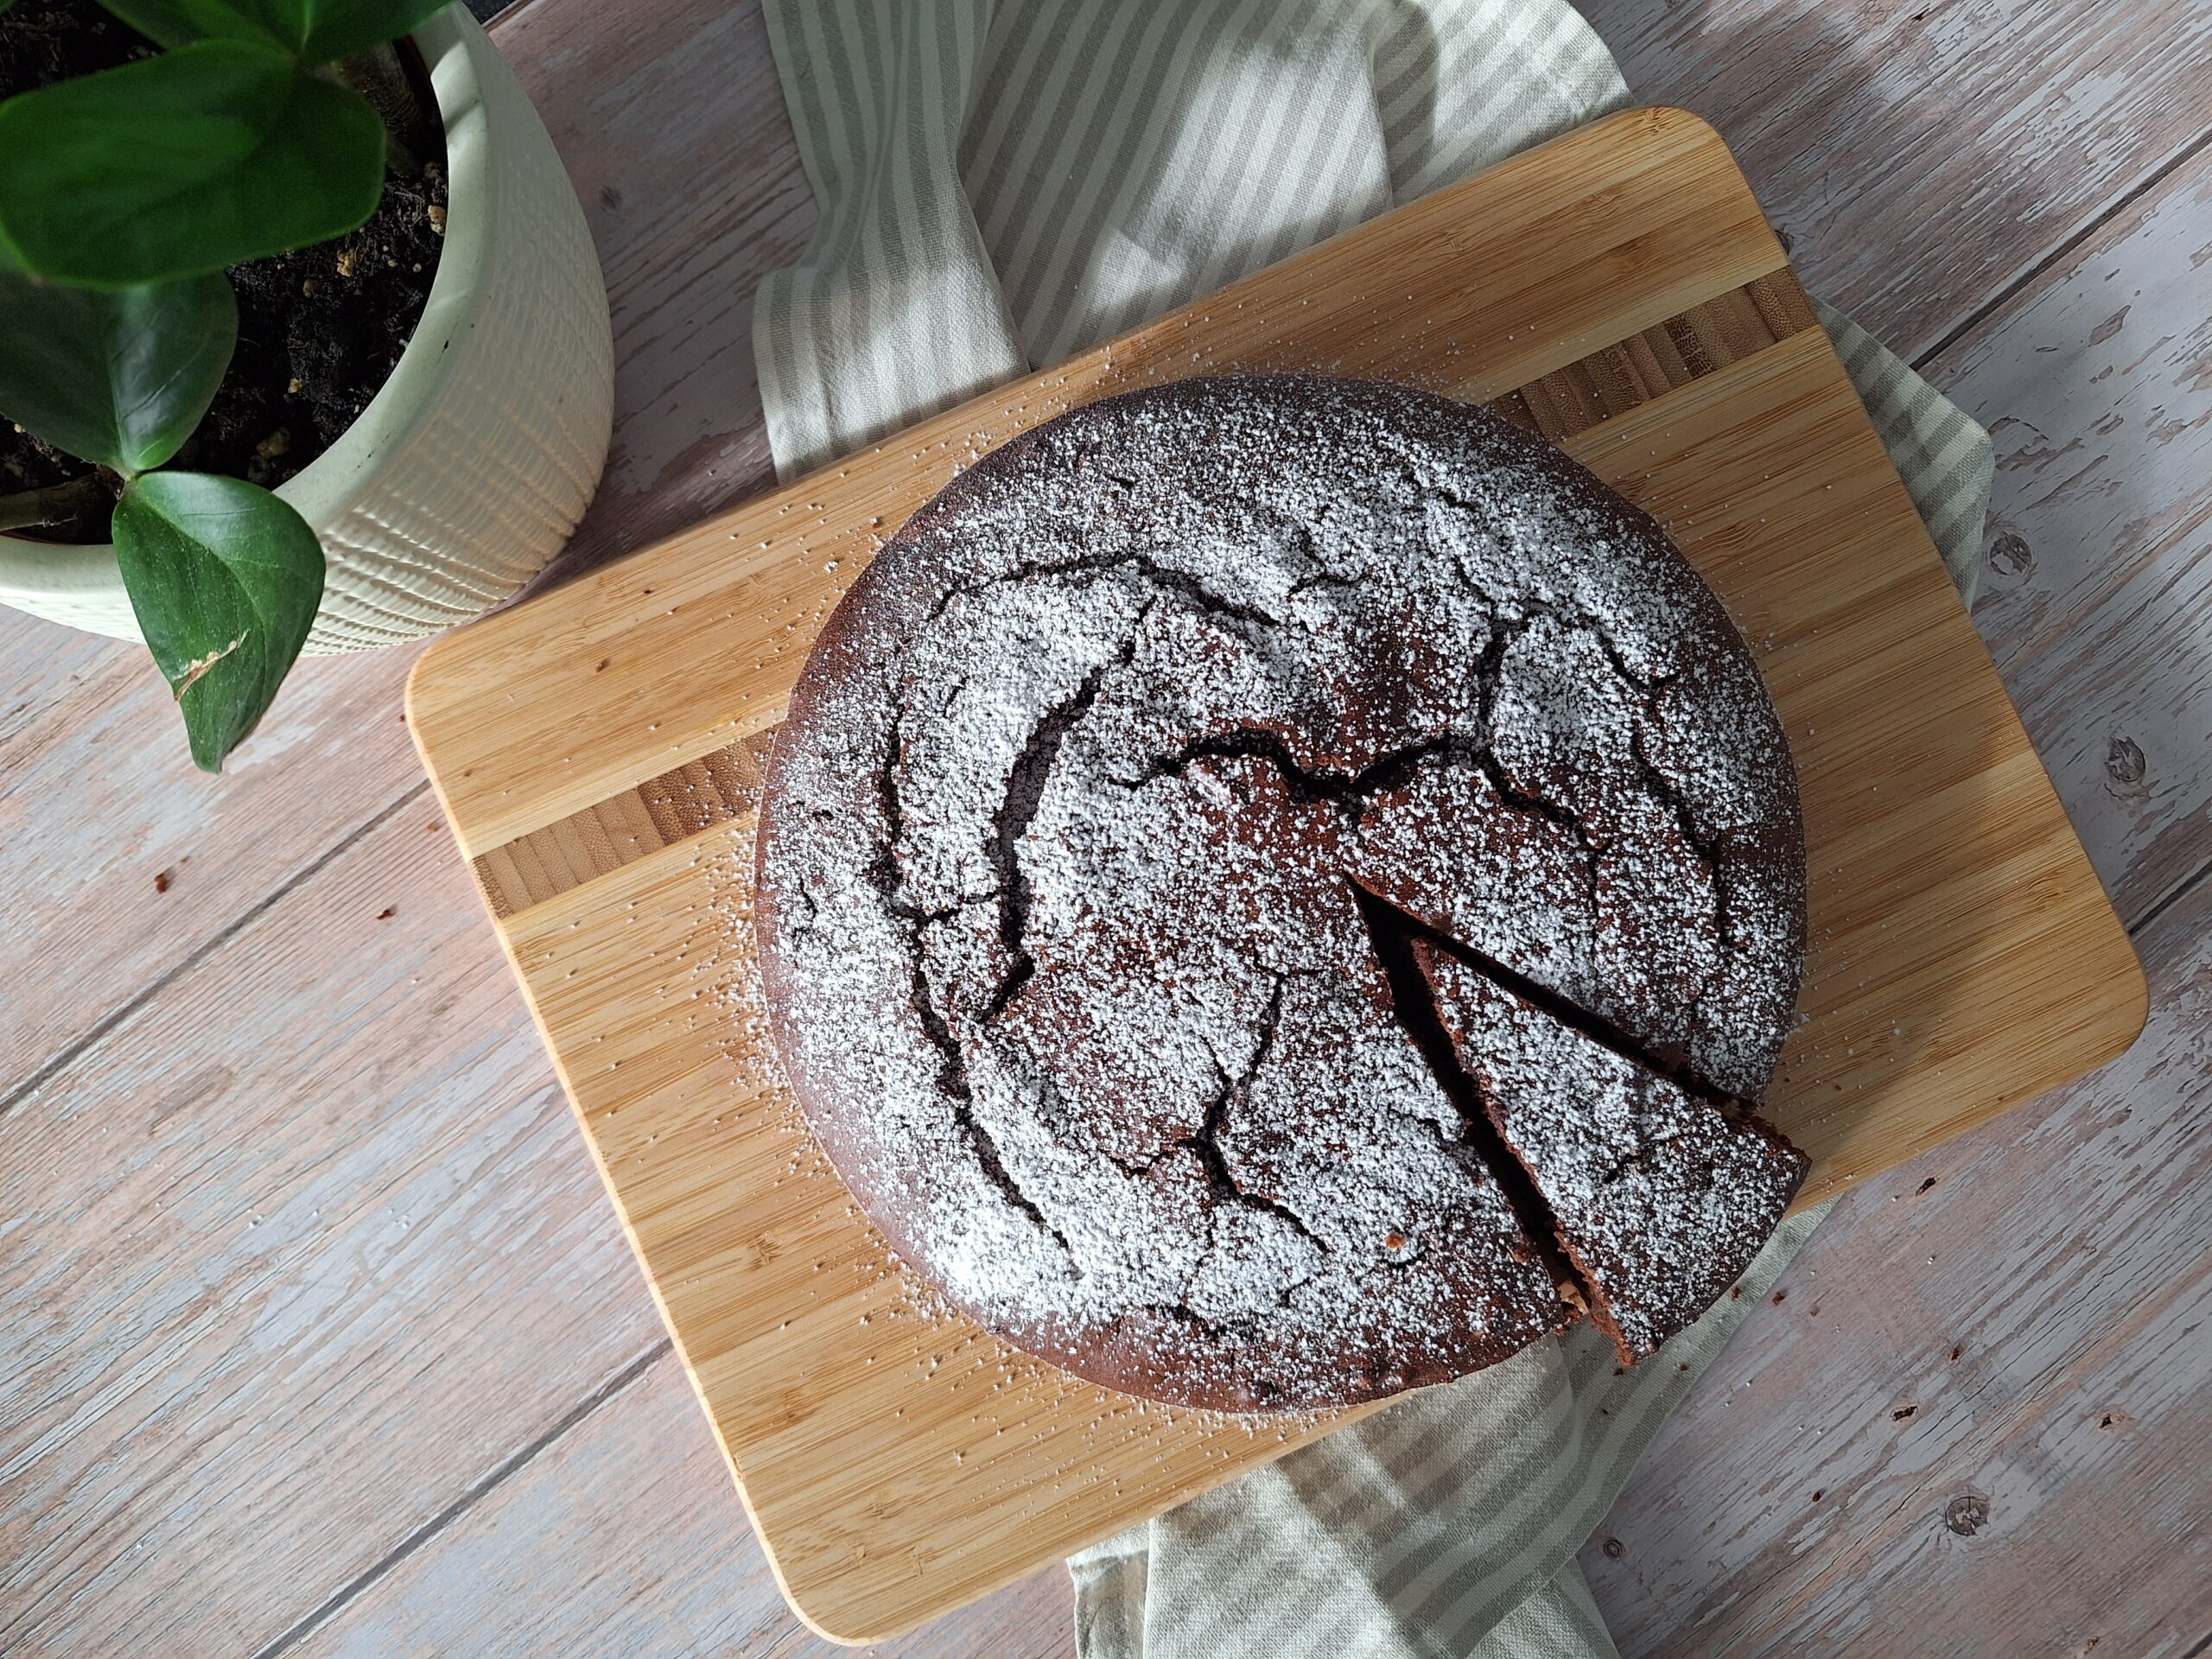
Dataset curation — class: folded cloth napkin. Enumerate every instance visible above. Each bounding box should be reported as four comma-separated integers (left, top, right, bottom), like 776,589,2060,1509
752,3,1994,1654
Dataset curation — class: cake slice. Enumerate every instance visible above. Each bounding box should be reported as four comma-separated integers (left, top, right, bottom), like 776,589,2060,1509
1412,940,1807,1363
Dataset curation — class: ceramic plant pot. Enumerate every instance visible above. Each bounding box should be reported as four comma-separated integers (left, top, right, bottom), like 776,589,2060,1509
0,3,615,653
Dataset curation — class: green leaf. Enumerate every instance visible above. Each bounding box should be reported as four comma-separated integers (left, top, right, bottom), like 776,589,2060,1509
289,0,452,61
0,41,385,287
97,0,451,60
112,472,324,772
0,269,236,473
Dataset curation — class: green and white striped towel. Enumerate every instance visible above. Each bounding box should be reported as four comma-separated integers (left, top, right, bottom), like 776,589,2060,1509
752,4,1993,1654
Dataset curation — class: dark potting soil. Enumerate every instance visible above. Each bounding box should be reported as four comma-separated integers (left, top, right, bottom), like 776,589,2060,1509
0,0,449,542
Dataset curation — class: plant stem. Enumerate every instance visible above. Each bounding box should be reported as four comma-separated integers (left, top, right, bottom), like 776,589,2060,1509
0,475,108,533
335,45,439,180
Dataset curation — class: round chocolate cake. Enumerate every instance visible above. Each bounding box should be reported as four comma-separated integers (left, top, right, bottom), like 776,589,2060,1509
753,375,1808,1413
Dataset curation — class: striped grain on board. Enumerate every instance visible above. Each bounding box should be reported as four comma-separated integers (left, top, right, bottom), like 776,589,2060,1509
467,269,1820,919
1491,270,1819,438
474,728,778,917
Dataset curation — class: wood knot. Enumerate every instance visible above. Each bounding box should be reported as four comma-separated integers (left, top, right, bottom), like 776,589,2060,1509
1986,531,2033,576
2104,735,2148,802
1944,1494,1989,1536
1601,1535,1625,1559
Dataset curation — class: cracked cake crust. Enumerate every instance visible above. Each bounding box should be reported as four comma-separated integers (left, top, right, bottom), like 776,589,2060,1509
753,374,1807,1413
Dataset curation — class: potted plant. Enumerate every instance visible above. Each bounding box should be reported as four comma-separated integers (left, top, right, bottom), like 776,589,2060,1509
0,0,611,770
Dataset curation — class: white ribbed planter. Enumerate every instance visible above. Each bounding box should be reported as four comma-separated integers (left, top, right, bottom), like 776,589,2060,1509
0,4,614,654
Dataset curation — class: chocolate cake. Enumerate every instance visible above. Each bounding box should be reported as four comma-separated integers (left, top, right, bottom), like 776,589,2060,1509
1414,944,1808,1364
753,374,1808,1412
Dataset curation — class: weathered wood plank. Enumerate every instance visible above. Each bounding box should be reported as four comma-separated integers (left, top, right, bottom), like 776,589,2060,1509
0,628,426,1104
1939,143,2212,924
1583,0,2209,359
289,1352,1071,1659
0,810,661,1656
1583,863,2210,1658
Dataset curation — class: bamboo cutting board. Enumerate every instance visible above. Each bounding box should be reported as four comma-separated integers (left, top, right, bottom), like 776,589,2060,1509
407,107,2145,1643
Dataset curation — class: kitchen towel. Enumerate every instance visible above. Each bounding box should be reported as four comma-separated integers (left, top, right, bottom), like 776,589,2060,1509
750,3,1994,1655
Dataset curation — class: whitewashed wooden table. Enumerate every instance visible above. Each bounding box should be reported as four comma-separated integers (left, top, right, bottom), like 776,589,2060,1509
3,2,2205,1654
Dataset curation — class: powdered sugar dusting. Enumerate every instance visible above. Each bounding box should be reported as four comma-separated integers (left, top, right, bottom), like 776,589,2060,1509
753,375,1806,1411
1418,945,1808,1359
